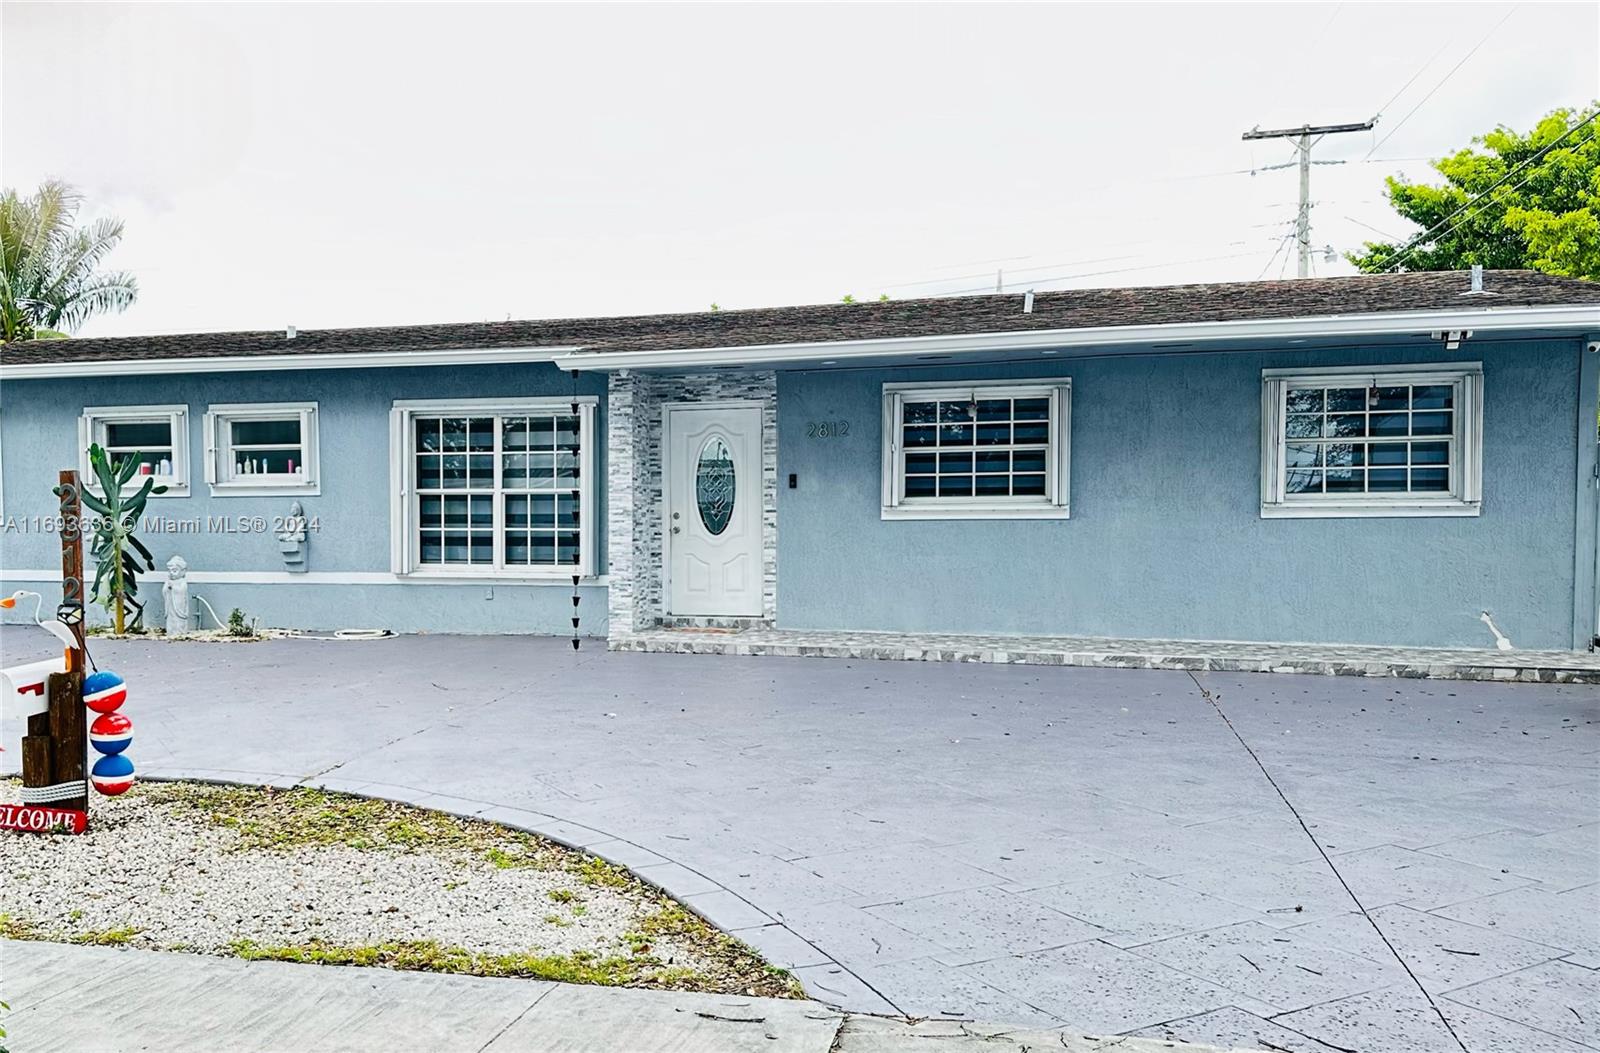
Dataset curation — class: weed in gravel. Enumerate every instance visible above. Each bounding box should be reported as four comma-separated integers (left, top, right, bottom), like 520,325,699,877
633,903,804,998
572,856,632,889
227,938,699,988
547,889,576,904
223,933,798,997
0,915,36,940
145,784,567,866
71,926,143,946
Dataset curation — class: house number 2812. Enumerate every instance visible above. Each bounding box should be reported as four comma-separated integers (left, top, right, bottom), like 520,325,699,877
806,420,850,438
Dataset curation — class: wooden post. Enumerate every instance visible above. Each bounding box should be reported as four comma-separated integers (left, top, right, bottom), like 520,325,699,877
57,469,88,817
57,469,89,663
20,718,51,794
45,670,87,813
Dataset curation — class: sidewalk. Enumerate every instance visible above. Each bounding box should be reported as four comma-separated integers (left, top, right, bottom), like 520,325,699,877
1,941,1256,1053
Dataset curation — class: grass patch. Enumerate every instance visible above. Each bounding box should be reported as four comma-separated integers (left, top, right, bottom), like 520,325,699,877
633,903,803,998
0,914,36,940
226,938,712,989
144,784,568,866
70,926,143,947
147,784,655,898
1,915,145,949
572,855,632,889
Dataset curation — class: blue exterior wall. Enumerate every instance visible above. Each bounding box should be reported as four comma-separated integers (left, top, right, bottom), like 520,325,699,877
776,338,1588,649
0,363,609,635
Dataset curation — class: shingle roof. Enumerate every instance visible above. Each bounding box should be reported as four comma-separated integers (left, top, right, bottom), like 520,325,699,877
3,270,1596,368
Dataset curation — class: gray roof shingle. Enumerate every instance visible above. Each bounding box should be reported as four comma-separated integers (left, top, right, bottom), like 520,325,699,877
3,270,1596,368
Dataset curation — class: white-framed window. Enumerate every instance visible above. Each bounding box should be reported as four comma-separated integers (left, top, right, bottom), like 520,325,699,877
881,379,1071,519
79,405,189,497
389,397,597,578
1260,362,1483,518
204,403,320,496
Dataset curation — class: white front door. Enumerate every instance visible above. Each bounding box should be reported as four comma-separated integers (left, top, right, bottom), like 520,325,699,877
666,403,763,617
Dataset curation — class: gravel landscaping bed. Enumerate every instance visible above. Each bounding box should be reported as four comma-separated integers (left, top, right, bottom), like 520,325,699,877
0,780,798,998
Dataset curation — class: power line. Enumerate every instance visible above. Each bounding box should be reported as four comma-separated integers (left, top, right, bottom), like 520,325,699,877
871,223,1297,294
1384,108,1599,271
1344,214,1404,242
946,249,1264,295
1364,4,1521,159
1371,36,1458,125
1256,232,1297,280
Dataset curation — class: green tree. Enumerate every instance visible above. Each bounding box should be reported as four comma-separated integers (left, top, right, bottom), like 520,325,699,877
0,179,137,342
1349,105,1599,278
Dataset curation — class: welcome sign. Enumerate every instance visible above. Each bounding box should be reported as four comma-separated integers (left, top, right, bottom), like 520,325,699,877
0,803,88,835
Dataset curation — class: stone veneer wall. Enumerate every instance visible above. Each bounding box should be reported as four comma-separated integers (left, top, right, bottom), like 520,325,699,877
607,370,778,638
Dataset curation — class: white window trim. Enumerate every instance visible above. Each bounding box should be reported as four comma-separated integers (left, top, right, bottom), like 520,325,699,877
880,378,1071,520
388,396,598,580
203,402,320,497
1260,362,1483,519
80,404,189,498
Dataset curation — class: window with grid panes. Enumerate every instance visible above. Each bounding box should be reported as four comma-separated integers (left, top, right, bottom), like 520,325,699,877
1261,365,1482,517
1283,383,1455,496
882,381,1069,518
410,410,584,570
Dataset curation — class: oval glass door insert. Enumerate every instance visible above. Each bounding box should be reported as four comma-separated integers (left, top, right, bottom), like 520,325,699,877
695,435,736,535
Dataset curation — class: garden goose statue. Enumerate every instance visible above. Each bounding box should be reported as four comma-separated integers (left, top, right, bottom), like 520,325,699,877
0,590,80,652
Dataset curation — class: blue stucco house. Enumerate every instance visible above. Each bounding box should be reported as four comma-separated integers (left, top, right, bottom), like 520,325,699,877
2,270,1598,652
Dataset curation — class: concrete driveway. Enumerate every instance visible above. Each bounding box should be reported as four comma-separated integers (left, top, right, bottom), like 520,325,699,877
3,628,1596,1052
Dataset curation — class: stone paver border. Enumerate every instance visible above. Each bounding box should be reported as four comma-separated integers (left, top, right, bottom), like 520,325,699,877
613,626,1600,683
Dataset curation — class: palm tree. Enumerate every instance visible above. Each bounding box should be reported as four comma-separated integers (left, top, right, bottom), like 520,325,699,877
0,180,137,342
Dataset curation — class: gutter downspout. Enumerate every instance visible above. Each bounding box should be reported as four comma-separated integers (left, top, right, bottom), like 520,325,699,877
1575,335,1600,649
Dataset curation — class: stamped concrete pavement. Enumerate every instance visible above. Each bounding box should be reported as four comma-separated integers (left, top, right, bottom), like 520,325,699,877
2,628,1595,1051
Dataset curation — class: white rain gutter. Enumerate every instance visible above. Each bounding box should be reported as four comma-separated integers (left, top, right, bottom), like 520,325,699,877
4,304,1596,380
550,304,1600,372
0,345,578,381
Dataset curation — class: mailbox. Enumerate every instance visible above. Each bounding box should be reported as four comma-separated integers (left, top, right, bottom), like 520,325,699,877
1,657,67,721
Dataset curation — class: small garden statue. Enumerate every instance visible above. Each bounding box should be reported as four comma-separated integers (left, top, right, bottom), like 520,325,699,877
278,501,308,572
162,555,193,636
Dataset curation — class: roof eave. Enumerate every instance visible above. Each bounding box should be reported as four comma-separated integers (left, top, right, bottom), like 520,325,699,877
551,304,1600,372
0,344,577,381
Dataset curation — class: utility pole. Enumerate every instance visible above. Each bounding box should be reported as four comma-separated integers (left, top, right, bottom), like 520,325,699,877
1242,120,1375,277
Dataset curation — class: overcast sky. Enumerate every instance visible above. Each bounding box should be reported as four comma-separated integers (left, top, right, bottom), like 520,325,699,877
4,2,1595,338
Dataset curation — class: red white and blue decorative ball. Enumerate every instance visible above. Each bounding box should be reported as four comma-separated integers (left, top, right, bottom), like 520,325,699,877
89,711,133,756
91,753,136,796
83,670,127,714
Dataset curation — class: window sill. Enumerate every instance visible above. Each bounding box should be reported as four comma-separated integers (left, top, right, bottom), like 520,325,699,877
398,567,595,582
88,483,189,499
208,481,321,498
881,504,1070,521
1261,500,1481,519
